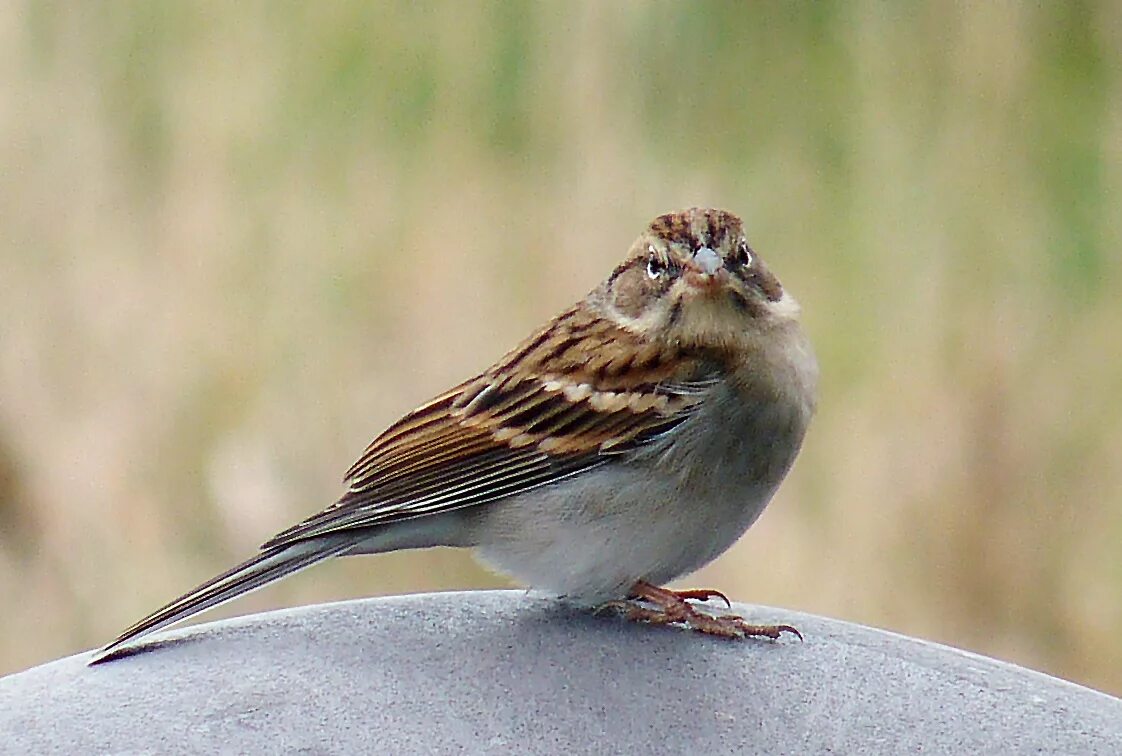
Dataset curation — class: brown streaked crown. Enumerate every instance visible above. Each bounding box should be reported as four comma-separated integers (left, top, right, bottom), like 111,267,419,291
594,208,792,347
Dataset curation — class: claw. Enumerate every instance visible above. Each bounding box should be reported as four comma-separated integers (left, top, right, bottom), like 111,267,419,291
603,580,801,642
665,587,732,608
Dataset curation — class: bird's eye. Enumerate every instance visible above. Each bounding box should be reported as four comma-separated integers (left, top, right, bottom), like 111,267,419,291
736,241,753,267
646,256,666,280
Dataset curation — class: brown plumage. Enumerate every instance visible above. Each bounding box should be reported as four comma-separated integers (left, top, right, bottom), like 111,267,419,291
90,207,816,664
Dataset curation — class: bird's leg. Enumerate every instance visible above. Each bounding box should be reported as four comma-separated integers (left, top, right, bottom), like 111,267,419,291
600,580,802,641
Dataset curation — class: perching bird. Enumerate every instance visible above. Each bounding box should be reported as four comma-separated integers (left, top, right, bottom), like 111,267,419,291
90,207,817,664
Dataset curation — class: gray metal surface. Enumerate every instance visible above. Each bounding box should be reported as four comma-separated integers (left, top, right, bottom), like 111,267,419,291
1,590,1119,754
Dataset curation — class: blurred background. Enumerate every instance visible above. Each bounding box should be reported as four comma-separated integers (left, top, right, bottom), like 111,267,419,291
2,3,1120,694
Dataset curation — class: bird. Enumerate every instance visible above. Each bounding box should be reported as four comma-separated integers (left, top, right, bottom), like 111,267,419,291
89,207,817,665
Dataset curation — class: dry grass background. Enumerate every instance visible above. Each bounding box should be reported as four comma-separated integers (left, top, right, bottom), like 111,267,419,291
1,3,1120,694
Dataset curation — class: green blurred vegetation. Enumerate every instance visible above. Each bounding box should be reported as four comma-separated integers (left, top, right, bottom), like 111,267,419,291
1,3,1120,694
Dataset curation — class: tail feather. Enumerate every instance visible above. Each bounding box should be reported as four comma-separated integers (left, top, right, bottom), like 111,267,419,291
88,534,365,665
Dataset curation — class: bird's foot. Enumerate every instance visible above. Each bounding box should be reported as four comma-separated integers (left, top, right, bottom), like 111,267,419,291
598,580,802,641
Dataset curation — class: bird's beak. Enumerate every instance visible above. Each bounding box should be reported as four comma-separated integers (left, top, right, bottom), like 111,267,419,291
683,247,726,292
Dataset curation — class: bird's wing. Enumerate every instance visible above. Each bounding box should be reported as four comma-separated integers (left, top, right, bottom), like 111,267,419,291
261,307,722,549
89,309,724,663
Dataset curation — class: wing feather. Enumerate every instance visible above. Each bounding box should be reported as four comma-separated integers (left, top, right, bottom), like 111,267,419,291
262,309,725,550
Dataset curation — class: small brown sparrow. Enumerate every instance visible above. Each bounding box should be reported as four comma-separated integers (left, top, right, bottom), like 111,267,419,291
90,207,817,664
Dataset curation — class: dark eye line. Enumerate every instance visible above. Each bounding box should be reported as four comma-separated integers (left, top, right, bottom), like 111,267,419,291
606,260,631,287
730,264,755,287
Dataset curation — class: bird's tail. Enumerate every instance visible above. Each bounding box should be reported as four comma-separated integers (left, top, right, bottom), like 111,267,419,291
88,533,366,665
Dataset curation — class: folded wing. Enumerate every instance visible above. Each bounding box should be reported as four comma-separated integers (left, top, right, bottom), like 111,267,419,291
262,307,721,548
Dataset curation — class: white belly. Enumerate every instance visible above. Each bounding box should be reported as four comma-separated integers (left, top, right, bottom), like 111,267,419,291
466,372,813,603
470,466,773,603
